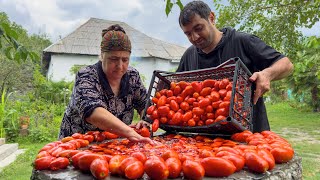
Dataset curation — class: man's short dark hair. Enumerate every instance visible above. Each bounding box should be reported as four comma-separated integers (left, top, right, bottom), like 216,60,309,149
179,1,211,26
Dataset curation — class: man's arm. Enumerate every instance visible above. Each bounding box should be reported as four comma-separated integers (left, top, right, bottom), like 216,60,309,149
249,57,294,104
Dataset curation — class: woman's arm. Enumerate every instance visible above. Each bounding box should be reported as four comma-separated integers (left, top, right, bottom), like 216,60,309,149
86,107,153,144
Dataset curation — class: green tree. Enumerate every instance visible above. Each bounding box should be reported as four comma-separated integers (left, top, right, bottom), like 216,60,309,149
289,36,320,112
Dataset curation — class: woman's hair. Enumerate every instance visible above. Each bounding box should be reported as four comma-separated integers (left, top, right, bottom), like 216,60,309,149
100,24,131,52
179,1,211,26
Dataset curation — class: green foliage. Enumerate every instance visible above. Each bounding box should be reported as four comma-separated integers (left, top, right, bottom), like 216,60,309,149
0,12,40,62
289,36,320,112
70,64,87,75
164,0,183,16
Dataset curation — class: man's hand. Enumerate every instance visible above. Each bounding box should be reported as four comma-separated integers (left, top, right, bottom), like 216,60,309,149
249,71,271,104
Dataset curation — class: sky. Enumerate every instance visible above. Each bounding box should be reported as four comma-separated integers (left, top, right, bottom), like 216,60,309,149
0,0,319,48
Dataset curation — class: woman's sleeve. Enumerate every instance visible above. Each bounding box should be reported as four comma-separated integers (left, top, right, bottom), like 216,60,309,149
131,71,147,115
73,70,107,120
246,35,285,71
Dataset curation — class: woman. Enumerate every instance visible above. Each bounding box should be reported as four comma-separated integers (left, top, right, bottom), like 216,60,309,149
59,24,152,144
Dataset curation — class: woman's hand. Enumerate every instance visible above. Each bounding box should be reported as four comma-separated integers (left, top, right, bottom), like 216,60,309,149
131,120,150,129
127,130,156,145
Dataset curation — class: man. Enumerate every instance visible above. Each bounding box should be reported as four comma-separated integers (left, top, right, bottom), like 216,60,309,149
177,1,293,132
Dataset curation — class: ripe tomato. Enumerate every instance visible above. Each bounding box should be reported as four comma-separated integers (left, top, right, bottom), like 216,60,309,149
109,155,127,175
36,151,50,159
144,156,169,180
152,119,160,132
201,157,236,177
270,147,294,163
181,85,194,98
71,133,84,139
219,78,230,89
173,85,182,96
158,106,170,116
200,87,211,97
186,97,196,104
219,89,227,98
165,157,182,178
191,81,203,93
182,111,193,122
215,108,228,118
131,152,147,164
199,149,215,158
169,100,179,112
151,110,159,120
103,131,119,139
257,148,275,170
212,100,222,109
220,154,245,172
166,90,173,97
161,150,180,160
90,159,109,180
61,136,74,143
58,150,80,158
78,153,105,172
147,105,156,115
125,160,144,179
83,134,94,143
187,119,196,126
180,102,190,111
169,112,182,125
192,107,205,116
244,151,269,173
205,119,215,125
178,81,189,90
71,151,90,169
152,97,159,104
199,98,211,108
182,160,205,180
140,127,151,137
34,156,55,170
202,79,216,88
215,115,226,124
157,96,167,107
49,157,69,171
119,157,139,175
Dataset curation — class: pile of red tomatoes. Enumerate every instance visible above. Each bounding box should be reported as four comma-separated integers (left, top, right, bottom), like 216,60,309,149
34,130,294,179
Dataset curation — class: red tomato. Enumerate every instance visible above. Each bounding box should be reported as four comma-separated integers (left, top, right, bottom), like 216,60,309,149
181,85,194,98
219,101,230,109
34,156,55,170
202,79,216,88
165,157,182,178
257,148,275,170
78,153,105,172
200,87,211,97
49,157,69,171
140,127,151,137
71,151,90,169
151,110,159,120
199,98,211,108
169,100,179,112
147,105,156,115
160,117,168,124
201,157,236,177
166,90,173,97
178,81,188,90
144,156,169,180
36,151,50,159
187,119,196,126
75,139,89,148
186,97,196,105
244,151,269,173
58,150,80,158
215,108,228,118
219,89,227,98
83,134,94,143
152,119,160,132
182,111,193,122
205,119,215,125
103,131,119,139
61,136,74,143
157,96,167,107
158,106,170,116
161,150,180,160
90,159,109,180
220,154,245,172
131,152,147,164
119,157,139,175
191,81,203,93
219,78,230,89
205,105,213,113
199,149,215,158
173,85,182,96
192,107,205,116
109,155,127,175
180,102,190,111
71,133,84,139
169,112,182,125
270,147,294,163
125,160,144,179
182,160,205,180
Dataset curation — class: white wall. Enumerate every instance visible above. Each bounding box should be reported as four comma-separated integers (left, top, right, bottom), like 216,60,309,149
47,54,179,87
47,54,98,82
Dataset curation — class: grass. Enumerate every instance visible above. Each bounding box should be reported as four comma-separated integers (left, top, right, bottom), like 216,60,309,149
0,102,319,179
267,102,320,180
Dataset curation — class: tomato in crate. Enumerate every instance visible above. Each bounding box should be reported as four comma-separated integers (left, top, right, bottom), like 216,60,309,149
142,58,253,135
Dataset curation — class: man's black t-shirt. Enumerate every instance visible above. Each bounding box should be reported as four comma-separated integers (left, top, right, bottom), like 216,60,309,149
177,27,285,132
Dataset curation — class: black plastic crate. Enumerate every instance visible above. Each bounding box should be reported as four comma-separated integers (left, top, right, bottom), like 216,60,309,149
142,57,253,135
